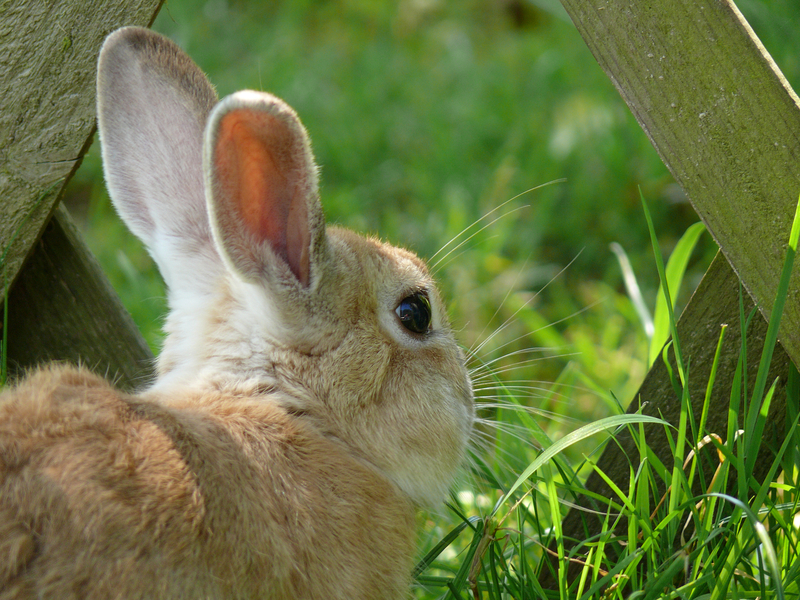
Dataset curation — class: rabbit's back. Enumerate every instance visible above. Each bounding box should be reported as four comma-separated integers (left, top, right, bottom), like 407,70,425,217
0,366,415,599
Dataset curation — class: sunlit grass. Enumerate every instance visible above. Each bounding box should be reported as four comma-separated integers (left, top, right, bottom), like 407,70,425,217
410,199,800,598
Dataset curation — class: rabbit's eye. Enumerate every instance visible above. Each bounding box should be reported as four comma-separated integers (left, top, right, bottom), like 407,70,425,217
395,292,432,334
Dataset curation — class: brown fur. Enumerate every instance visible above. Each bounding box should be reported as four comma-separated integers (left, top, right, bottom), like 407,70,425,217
0,366,415,599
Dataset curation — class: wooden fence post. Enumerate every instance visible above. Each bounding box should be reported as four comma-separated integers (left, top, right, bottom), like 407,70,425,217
0,1,163,389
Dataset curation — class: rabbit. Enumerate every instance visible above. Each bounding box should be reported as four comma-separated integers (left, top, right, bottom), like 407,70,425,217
0,26,473,600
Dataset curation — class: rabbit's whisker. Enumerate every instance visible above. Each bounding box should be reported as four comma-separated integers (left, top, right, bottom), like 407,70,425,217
428,179,564,266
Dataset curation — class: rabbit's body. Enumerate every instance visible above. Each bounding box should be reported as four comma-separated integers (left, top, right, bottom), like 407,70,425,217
0,26,472,599
1,367,414,599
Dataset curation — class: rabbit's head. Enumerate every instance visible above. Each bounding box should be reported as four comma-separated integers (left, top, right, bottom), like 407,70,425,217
97,27,473,507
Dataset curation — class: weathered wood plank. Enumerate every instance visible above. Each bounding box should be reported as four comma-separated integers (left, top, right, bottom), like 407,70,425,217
4,205,154,391
0,0,164,298
559,0,800,363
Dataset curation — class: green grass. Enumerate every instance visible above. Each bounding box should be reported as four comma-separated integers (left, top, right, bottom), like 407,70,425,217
53,0,800,597
409,198,800,598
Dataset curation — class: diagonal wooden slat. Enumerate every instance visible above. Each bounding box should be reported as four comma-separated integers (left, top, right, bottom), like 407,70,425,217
0,0,164,299
560,0,800,363
5,206,155,390
0,1,164,388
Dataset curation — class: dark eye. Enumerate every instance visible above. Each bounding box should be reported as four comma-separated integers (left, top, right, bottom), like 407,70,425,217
395,292,432,334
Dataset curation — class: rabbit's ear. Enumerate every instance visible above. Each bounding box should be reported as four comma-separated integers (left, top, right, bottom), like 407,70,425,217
204,92,323,288
97,27,219,291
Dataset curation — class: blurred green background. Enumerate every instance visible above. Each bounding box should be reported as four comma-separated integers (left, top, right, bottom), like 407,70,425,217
65,0,800,441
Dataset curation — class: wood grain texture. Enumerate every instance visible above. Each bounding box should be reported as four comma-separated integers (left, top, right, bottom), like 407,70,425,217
0,0,164,298
559,0,800,364
4,205,155,391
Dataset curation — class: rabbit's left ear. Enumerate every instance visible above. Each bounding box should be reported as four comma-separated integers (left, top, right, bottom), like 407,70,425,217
97,27,219,293
204,92,324,288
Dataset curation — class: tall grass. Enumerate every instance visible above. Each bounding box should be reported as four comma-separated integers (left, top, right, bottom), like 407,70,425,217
409,197,800,598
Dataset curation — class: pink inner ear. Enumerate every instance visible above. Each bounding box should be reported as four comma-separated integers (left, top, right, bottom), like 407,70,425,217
214,109,310,285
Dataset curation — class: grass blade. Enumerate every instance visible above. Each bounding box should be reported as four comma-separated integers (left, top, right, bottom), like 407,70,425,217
641,190,686,387
649,221,706,366
744,193,800,474
492,413,668,516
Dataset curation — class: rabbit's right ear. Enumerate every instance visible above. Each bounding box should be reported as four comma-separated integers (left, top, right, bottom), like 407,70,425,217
97,27,219,292
204,92,324,288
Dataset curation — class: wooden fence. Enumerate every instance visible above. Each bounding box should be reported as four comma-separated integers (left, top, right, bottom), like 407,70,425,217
0,1,162,389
